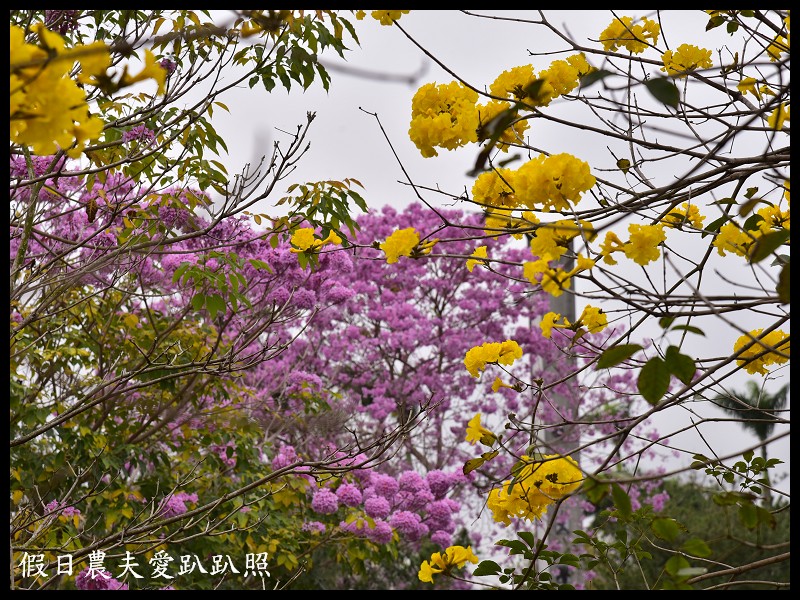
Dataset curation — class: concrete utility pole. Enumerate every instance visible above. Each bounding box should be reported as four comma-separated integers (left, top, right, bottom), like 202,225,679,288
540,242,583,587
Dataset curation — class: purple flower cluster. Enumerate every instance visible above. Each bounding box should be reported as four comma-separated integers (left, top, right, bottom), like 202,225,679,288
335,483,363,507
156,492,199,519
301,520,326,534
122,124,156,144
44,10,80,34
75,568,129,590
311,488,338,514
44,500,82,519
159,58,178,74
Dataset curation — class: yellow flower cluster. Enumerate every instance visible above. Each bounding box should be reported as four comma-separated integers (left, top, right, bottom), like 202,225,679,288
663,202,706,229
661,44,713,78
408,81,479,157
418,545,479,583
488,54,592,108
483,209,539,240
713,203,790,258
734,329,790,375
290,228,342,253
464,339,523,378
472,168,518,209
10,24,109,156
515,153,597,212
523,252,595,297
487,454,583,526
409,53,592,157
599,16,660,54
368,10,410,26
539,305,608,339
476,100,529,151
380,227,419,263
529,219,597,262
601,223,666,266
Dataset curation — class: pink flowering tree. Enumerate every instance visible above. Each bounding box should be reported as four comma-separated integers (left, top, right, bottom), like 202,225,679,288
247,202,670,588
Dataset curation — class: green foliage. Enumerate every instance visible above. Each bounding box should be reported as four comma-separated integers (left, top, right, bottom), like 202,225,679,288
581,474,789,590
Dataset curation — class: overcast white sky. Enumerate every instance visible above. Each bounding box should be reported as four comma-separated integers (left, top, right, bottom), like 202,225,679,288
197,10,789,495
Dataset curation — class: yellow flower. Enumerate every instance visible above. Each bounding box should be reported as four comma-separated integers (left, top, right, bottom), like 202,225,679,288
713,222,751,257
10,24,108,156
465,413,496,446
734,329,790,375
464,340,522,378
354,10,366,20
599,16,660,54
514,153,596,212
663,202,706,229
737,76,761,99
661,44,713,78
466,246,488,272
490,65,537,100
767,103,789,130
484,208,538,239
476,100,529,151
371,10,409,26
578,305,608,334
600,231,624,265
409,81,479,157
623,223,666,266
472,168,518,209
418,546,479,583
486,455,582,526
291,228,317,251
290,228,343,253
539,266,572,297
498,339,523,365
380,227,419,263
765,35,789,62
120,50,167,95
491,377,516,392
539,311,562,339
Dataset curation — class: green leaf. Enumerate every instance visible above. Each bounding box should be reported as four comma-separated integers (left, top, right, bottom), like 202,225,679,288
472,560,501,577
682,537,712,558
743,213,765,231
701,215,730,237
611,483,632,518
206,293,226,319
777,261,790,303
670,325,705,337
638,357,670,405
463,456,486,475
665,555,691,577
749,229,790,263
738,503,758,528
597,344,642,369
580,69,615,88
645,77,680,108
664,346,696,385
706,15,726,31
651,517,680,542
191,294,205,311
518,531,536,548
496,539,528,555
658,316,675,329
